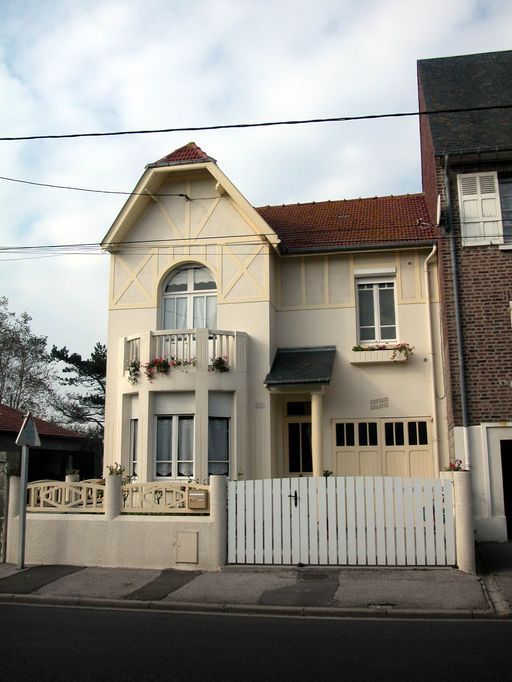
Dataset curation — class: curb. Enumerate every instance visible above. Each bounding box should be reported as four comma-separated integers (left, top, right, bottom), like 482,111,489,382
0,592,503,620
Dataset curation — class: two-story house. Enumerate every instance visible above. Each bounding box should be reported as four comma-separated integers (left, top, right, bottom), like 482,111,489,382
101,142,448,491
418,50,512,541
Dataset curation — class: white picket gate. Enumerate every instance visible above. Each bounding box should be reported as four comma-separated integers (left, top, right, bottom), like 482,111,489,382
227,476,456,567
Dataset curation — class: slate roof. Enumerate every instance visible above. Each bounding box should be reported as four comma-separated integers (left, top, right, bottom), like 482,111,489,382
256,194,435,253
147,142,216,168
0,403,83,439
265,347,336,387
418,50,512,154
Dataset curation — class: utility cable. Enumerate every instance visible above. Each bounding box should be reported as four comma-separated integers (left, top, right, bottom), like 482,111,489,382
0,175,191,199
1,104,512,142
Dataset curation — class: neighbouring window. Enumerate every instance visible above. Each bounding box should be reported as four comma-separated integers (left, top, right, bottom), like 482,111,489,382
407,420,429,446
335,422,355,447
208,417,230,476
155,415,194,478
335,419,429,448
457,172,512,246
162,264,217,329
385,420,429,446
335,422,378,447
357,279,397,342
384,421,405,447
358,422,378,447
500,175,512,243
287,401,311,416
129,419,138,479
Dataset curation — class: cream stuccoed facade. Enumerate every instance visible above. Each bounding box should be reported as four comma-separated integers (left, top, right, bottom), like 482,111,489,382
102,144,449,486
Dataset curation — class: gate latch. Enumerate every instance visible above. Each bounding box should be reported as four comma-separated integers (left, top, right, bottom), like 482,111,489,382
288,490,298,507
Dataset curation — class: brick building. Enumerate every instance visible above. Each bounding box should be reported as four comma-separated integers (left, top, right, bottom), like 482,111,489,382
418,50,512,540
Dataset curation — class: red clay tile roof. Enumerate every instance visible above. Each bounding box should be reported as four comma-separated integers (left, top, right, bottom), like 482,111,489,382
256,193,437,252
0,403,84,439
146,146,437,251
148,142,216,168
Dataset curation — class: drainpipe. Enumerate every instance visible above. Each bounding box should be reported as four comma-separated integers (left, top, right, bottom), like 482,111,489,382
444,154,471,470
423,244,440,474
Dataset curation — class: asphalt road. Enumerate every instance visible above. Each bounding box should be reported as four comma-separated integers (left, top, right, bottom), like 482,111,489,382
1,604,511,681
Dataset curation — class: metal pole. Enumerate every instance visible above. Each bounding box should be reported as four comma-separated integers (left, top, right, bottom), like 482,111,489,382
18,444,29,570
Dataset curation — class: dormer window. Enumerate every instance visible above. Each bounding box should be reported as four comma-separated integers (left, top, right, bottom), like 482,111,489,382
162,265,217,329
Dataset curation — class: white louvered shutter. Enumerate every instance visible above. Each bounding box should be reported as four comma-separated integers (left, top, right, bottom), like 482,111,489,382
154,392,194,414
457,172,502,245
130,394,139,419
208,391,232,417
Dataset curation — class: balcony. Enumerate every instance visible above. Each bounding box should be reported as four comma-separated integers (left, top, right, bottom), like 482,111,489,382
122,328,248,381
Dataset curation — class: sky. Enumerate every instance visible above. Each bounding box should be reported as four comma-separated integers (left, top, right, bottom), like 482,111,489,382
0,0,511,357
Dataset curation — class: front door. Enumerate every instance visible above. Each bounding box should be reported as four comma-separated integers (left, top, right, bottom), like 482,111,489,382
286,419,312,475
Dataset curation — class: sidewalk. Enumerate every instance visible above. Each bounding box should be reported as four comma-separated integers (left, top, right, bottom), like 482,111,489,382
0,545,510,619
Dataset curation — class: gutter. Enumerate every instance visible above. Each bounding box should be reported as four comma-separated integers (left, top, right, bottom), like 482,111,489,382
435,144,512,160
444,153,471,470
424,244,440,474
280,240,436,256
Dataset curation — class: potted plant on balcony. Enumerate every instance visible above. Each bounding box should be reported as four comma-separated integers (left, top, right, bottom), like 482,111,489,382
209,356,229,372
127,359,140,384
144,357,171,381
169,356,196,369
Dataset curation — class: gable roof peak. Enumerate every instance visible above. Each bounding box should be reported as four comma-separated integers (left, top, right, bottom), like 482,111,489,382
147,142,216,169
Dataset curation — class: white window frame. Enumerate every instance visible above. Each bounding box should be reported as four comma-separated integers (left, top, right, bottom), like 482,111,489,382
208,417,230,477
356,277,398,344
161,265,217,330
154,414,195,480
457,172,503,247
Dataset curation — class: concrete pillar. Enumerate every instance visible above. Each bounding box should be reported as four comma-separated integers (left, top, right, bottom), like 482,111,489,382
209,475,227,568
311,393,323,477
196,328,209,369
195,376,209,484
453,471,476,574
105,475,122,520
8,475,20,519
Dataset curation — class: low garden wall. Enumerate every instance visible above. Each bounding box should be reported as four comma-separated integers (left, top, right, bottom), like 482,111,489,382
6,475,227,571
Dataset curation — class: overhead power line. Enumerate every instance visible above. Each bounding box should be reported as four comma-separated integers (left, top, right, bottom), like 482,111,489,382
0,226,506,263
1,104,512,142
0,175,192,198
0,174,221,199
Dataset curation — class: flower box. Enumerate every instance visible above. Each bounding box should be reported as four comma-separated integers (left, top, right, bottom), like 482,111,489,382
351,349,408,364
351,343,413,364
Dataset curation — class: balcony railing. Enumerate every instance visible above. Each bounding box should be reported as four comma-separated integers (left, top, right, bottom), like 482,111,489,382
123,328,247,375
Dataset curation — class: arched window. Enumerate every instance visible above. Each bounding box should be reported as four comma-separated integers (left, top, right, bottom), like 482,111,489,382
162,265,217,329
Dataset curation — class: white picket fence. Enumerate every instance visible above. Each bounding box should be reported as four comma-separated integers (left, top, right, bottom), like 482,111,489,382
228,476,456,567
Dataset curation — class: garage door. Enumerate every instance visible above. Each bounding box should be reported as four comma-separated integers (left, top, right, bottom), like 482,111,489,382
333,419,433,477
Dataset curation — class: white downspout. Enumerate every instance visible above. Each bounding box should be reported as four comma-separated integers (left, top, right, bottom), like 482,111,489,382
424,244,440,474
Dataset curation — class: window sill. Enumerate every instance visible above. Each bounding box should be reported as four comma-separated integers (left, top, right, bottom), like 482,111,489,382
351,349,408,364
498,244,512,251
